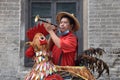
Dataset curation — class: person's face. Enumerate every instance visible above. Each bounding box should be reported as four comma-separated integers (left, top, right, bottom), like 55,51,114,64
59,17,72,32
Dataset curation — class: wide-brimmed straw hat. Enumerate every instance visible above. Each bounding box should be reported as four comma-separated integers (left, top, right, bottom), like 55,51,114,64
56,12,80,32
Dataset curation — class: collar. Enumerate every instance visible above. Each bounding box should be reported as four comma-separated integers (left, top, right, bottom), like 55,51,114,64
58,30,70,36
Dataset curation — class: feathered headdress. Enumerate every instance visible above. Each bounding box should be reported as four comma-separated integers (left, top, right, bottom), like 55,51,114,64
25,23,49,58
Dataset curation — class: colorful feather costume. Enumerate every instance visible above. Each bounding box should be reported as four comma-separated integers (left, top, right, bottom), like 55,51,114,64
24,23,109,80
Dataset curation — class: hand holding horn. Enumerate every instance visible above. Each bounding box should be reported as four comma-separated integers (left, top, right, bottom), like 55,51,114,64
35,15,57,27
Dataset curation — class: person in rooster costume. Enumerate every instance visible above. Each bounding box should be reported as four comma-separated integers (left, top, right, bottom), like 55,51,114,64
25,12,81,80
25,11,109,80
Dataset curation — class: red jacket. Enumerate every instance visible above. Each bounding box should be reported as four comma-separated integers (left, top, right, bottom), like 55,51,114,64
51,32,77,66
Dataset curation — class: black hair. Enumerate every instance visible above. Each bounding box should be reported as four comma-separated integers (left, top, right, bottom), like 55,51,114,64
60,15,75,26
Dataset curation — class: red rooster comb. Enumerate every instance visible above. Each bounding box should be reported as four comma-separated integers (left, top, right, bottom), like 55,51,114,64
26,23,49,41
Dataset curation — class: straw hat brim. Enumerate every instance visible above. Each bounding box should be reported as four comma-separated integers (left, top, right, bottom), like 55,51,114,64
56,12,80,32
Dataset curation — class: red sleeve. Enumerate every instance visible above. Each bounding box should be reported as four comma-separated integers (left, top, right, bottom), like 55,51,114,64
60,35,77,53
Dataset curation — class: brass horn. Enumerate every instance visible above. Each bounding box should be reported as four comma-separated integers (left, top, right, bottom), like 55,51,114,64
34,15,57,27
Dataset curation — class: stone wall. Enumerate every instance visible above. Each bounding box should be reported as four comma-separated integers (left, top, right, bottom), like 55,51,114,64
0,0,21,79
89,0,120,80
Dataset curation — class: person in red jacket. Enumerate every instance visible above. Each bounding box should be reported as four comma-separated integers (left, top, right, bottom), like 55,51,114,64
44,12,80,66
